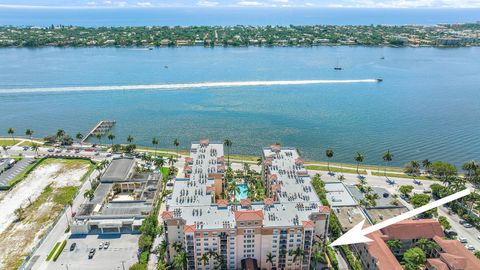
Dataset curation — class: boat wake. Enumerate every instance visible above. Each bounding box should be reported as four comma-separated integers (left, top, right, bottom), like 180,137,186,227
0,79,379,94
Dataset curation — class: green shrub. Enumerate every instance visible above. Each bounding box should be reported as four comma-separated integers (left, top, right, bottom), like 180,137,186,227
139,251,149,264
129,263,147,270
46,242,60,261
327,246,339,270
52,240,67,261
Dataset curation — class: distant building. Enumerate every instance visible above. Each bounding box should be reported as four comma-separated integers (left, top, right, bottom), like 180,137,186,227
437,37,462,46
162,141,330,270
354,219,480,270
71,158,162,234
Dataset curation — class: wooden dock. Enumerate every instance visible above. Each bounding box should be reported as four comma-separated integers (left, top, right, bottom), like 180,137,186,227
81,120,116,143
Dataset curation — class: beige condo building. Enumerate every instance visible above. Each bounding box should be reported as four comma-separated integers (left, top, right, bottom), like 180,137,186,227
162,140,330,270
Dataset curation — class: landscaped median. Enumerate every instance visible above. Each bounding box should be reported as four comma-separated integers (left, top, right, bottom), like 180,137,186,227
46,240,67,261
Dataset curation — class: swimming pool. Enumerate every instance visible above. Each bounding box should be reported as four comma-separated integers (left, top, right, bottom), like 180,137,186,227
236,184,248,200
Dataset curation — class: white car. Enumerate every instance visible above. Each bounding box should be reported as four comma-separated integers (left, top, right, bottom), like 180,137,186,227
477,235,480,240
458,237,467,243
98,242,103,249
465,244,475,251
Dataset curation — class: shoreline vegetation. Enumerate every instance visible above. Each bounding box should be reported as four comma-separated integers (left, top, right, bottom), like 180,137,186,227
0,136,466,180
1,24,480,48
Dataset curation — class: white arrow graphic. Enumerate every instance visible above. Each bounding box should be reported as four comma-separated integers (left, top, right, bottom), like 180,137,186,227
329,188,471,247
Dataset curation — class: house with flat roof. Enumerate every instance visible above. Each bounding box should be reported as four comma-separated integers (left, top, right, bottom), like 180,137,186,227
162,141,330,270
71,158,162,234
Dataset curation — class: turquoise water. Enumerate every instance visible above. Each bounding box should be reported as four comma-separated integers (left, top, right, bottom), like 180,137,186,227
1,8,479,26
236,184,248,200
0,46,479,167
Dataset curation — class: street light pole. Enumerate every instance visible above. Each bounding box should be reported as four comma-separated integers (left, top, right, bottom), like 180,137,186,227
121,260,125,270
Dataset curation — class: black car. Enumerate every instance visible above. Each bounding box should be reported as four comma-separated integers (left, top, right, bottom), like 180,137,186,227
69,242,76,251
88,248,96,259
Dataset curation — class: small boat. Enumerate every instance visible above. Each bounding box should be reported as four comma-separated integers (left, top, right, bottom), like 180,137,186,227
334,58,342,70
377,78,383,82
148,47,153,50
380,56,385,60
164,65,169,69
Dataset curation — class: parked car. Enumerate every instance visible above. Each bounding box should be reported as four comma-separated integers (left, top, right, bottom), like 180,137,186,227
99,242,103,249
106,153,112,157
458,237,468,243
459,219,467,225
47,148,55,152
55,149,62,153
88,248,96,259
477,235,480,240
23,146,29,151
465,244,475,251
463,223,473,228
104,241,110,249
69,242,76,251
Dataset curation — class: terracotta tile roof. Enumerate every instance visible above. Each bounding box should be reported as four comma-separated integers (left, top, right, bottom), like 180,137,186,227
217,199,228,207
240,199,252,207
184,165,192,172
234,210,264,222
184,157,193,162
217,156,224,162
365,230,404,270
295,158,305,165
184,224,196,233
319,206,330,214
302,220,315,229
206,185,215,193
161,211,173,219
217,164,225,171
271,184,281,192
263,198,275,205
381,219,444,240
268,174,278,181
434,236,480,270
270,144,281,152
200,139,209,145
426,258,449,270
296,171,309,176
264,159,272,166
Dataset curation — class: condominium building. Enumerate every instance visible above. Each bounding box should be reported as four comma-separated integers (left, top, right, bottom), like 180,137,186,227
162,140,330,270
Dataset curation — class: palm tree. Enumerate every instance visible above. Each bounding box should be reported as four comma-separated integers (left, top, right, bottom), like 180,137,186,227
107,133,115,148
382,150,393,176
354,152,364,174
31,142,39,155
325,149,334,172
76,132,84,145
127,135,134,144
172,241,184,253
198,253,209,267
25,129,34,141
223,139,232,166
416,238,439,257
56,129,65,142
168,156,177,166
266,252,275,269
95,133,102,145
83,189,94,201
7,127,15,143
407,160,421,177
228,181,240,198
289,247,304,269
386,239,403,251
422,159,432,175
152,137,159,156
172,250,187,270
173,138,180,156
462,160,478,180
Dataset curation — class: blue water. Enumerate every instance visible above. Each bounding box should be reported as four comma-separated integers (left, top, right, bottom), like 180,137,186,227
0,8,479,26
236,184,248,200
0,46,479,167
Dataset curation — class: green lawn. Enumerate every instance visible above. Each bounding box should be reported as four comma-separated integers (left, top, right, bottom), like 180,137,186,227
371,171,439,181
305,165,368,175
0,139,17,146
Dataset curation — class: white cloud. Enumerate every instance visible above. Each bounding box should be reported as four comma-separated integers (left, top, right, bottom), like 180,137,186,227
137,2,153,7
272,0,289,2
197,0,219,6
236,1,264,6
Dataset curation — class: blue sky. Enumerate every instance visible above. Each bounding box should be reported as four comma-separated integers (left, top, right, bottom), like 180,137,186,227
0,0,479,8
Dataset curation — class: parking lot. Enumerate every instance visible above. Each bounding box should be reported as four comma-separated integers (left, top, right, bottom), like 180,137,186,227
47,234,140,270
0,158,35,187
